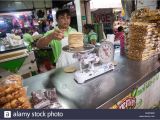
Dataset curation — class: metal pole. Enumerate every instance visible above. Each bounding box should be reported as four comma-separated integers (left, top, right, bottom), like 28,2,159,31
84,1,88,24
75,0,82,32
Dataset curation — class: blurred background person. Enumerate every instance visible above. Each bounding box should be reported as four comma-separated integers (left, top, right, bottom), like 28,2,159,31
83,24,97,45
115,26,125,55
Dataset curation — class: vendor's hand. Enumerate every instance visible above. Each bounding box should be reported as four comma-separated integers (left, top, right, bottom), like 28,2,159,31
52,29,64,40
60,29,67,33
91,40,96,45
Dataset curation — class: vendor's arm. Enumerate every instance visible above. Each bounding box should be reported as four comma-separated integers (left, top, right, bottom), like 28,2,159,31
90,39,96,45
89,34,97,45
36,29,64,48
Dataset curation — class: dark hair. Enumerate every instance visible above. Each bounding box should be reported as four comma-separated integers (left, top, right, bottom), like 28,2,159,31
56,9,71,19
118,26,123,32
32,27,39,32
83,24,94,31
22,28,29,34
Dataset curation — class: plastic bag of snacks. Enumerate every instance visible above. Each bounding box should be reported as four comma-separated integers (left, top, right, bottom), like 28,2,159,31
31,88,63,109
0,75,31,109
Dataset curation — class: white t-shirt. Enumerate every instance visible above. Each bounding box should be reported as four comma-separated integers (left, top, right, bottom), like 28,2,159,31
32,32,39,36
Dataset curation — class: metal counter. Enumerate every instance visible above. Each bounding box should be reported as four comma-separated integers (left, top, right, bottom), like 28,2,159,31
23,51,160,109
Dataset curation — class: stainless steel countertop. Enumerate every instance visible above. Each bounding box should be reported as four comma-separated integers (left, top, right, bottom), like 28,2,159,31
23,51,160,109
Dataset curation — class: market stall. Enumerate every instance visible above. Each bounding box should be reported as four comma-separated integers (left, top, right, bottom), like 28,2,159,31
1,48,159,109
0,47,38,78
23,50,160,109
22,8,160,109
0,0,160,110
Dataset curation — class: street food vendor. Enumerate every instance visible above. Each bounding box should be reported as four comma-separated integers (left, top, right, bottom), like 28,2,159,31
23,28,33,51
36,9,77,68
83,24,97,45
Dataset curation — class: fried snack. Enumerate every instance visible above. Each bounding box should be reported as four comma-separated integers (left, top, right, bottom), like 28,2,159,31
17,96,27,103
0,88,26,106
131,8,160,22
10,99,22,108
0,75,31,109
5,74,22,86
0,84,21,98
16,101,32,109
9,96,28,109
2,96,31,109
0,94,12,106
2,102,12,109
127,9,160,61
0,74,22,97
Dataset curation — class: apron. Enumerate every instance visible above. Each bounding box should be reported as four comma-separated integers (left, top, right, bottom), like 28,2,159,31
56,37,77,68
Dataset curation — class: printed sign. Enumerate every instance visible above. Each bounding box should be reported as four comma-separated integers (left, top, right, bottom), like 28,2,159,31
82,16,86,20
111,72,160,109
92,9,114,31
112,93,136,109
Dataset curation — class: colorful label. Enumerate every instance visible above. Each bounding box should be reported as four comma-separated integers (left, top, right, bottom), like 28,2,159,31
111,72,160,109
